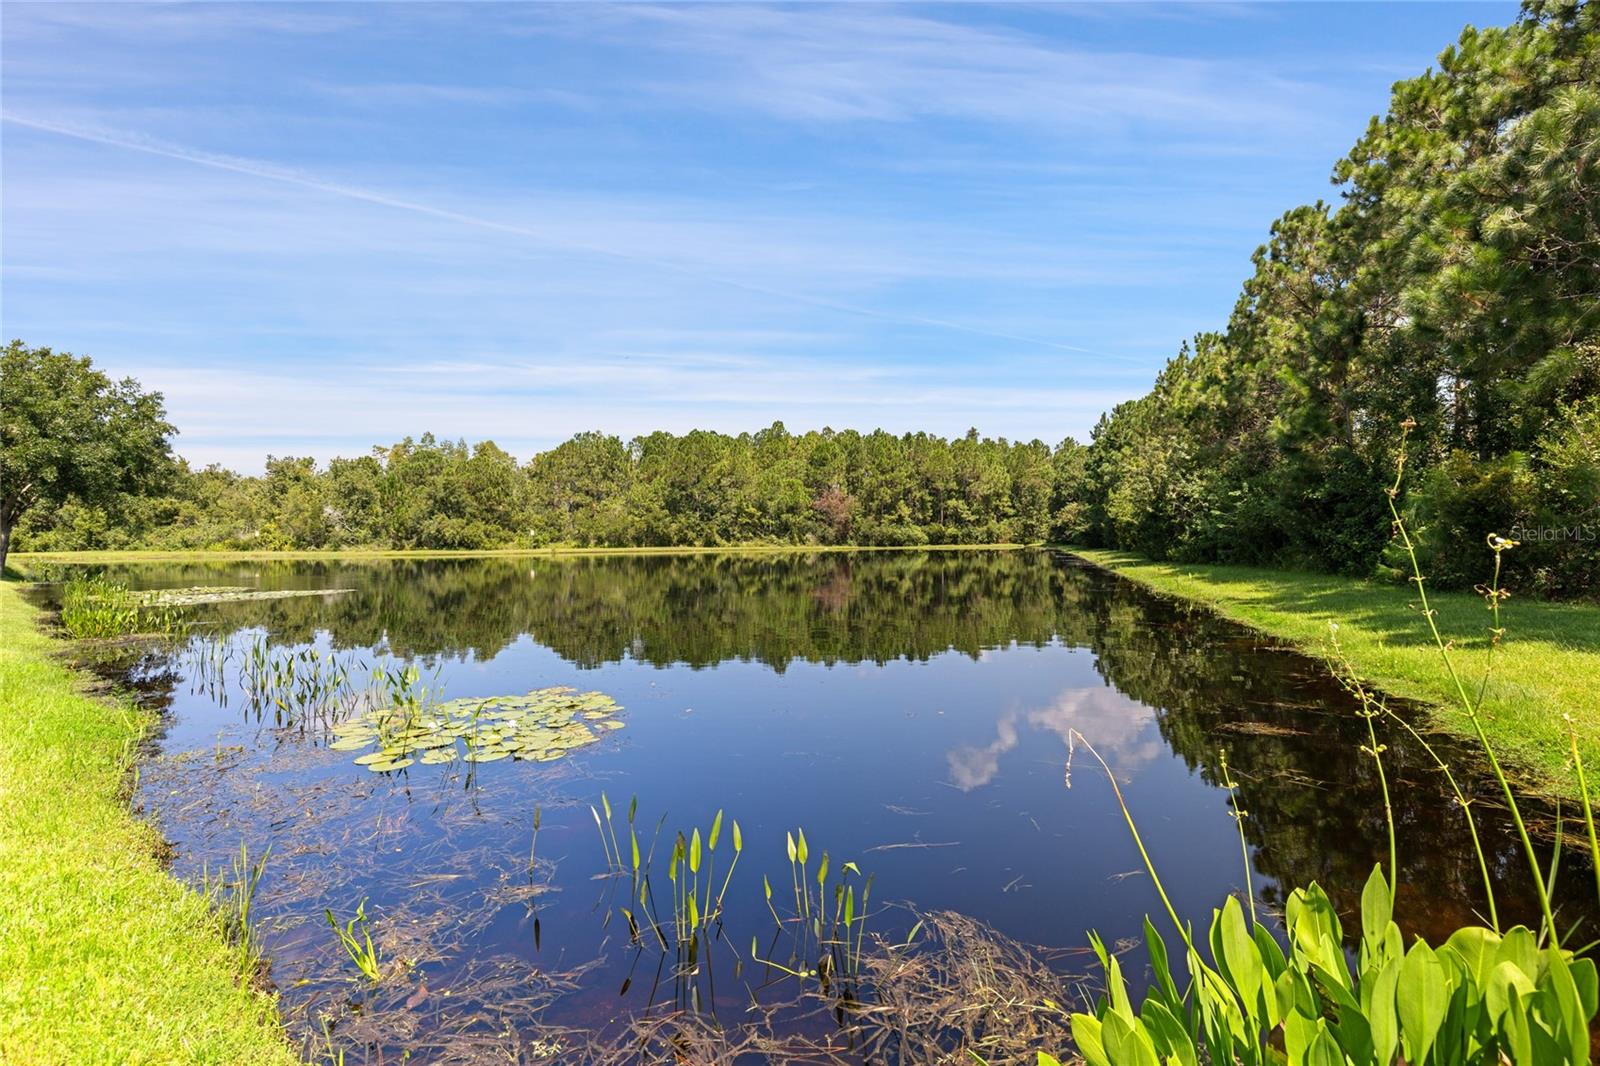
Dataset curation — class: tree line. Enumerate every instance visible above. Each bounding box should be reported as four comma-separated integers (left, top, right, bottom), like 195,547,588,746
4,2,1595,593
1077,0,1599,597
4,386,1089,561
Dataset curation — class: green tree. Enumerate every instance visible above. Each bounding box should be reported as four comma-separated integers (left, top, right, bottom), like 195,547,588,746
0,341,174,570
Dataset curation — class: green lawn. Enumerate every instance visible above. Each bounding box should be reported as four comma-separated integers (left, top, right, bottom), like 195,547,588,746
1070,549,1600,803
0,580,298,1065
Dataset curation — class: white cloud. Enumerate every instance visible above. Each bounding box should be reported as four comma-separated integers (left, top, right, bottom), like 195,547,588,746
947,684,1159,792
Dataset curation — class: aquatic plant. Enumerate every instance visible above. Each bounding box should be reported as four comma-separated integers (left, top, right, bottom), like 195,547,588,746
1059,425,1600,1065
60,574,187,639
752,826,873,989
201,841,271,983
326,898,382,983
330,686,623,772
238,637,364,732
139,586,355,607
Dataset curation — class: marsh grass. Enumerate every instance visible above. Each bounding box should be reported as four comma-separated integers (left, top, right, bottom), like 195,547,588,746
326,898,383,983
60,573,188,640
201,841,272,984
239,636,366,733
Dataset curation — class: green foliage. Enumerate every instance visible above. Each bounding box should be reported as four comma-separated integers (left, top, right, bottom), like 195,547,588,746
1072,870,1597,1066
0,340,175,570
1063,430,1600,1063
15,421,1083,553
1401,400,1600,596
59,574,186,639
1075,2,1599,595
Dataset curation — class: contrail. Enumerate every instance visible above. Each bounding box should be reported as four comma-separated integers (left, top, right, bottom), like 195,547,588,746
3,111,1126,359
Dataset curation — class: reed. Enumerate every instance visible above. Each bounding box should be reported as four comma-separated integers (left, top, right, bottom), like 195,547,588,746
60,574,187,639
325,898,382,983
201,841,271,982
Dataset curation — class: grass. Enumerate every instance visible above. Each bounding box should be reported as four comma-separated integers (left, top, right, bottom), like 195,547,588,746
0,579,299,1065
1068,547,1600,803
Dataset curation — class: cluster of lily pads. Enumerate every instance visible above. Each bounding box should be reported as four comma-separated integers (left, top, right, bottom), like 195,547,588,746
328,687,625,773
139,586,355,607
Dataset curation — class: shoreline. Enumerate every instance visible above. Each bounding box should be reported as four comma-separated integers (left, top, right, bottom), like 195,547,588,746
9,542,1032,567
0,580,299,1064
1066,547,1600,805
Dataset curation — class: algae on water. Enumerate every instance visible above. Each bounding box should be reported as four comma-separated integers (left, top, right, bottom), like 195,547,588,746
330,687,624,772
138,586,357,607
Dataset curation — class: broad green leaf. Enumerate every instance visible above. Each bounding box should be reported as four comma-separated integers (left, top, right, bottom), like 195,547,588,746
1305,1024,1344,1066
1102,1009,1161,1066
1398,940,1448,1065
1360,864,1393,957
1540,946,1589,1064
1487,959,1537,1023
1365,956,1401,1066
1216,896,1264,1026
1442,925,1501,989
1071,1014,1110,1066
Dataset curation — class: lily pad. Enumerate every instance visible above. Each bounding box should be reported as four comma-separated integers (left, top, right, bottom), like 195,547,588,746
333,686,625,772
138,586,357,607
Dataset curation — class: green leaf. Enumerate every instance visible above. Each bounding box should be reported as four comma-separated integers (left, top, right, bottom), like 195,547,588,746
1102,1009,1160,1066
1070,1014,1109,1066
1442,925,1501,989
1398,940,1449,1065
1365,956,1401,1066
709,809,723,852
1304,1023,1344,1066
1216,896,1264,1026
1360,863,1395,968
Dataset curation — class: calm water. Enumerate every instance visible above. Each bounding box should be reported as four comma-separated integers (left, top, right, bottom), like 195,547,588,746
35,550,1582,1061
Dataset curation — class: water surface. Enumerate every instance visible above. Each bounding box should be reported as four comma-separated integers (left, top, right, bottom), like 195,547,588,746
41,550,1579,1061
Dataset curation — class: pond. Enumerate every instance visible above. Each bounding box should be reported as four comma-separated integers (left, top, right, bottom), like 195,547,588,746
35,550,1583,1062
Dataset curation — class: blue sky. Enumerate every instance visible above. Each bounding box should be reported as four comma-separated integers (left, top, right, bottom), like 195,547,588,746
2,1,1514,471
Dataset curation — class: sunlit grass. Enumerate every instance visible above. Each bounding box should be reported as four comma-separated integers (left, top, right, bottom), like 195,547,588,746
1069,547,1600,801
0,580,297,1065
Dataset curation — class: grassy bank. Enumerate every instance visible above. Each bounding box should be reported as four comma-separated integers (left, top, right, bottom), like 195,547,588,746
0,581,298,1065
1070,548,1600,803
10,542,1026,567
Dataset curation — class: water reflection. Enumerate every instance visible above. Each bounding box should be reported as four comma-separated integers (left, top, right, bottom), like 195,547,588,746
38,548,1594,1058
947,686,1158,791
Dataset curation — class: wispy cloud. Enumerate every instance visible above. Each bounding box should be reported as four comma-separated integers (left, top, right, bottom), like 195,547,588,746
516,3,1331,137
4,112,1125,355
